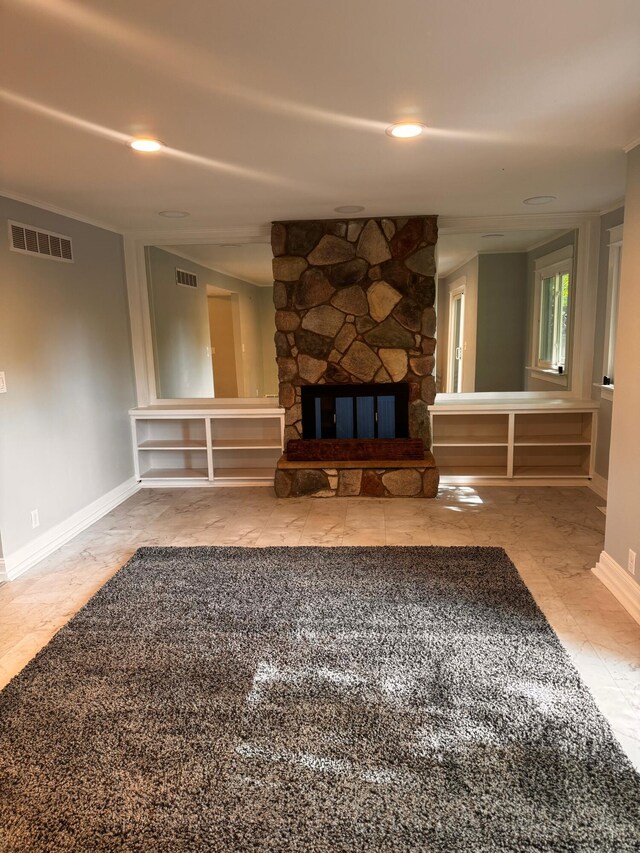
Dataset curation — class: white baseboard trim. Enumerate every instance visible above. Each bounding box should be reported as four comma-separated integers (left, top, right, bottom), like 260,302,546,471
1,477,140,582
592,550,640,626
589,472,608,500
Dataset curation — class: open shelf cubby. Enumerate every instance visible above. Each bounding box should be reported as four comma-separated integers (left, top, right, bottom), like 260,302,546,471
513,444,591,478
514,411,593,445
436,444,509,478
432,413,509,447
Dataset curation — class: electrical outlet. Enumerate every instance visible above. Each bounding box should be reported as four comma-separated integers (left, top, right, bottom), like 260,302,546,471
0,371,6,393
629,549,637,576
31,509,40,529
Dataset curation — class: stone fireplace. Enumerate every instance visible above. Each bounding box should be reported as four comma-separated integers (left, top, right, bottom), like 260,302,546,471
271,215,439,497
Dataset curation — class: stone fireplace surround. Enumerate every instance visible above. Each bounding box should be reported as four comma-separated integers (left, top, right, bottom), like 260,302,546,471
271,215,439,498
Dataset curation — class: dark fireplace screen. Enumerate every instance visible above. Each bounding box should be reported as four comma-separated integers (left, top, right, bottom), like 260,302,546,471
301,383,409,440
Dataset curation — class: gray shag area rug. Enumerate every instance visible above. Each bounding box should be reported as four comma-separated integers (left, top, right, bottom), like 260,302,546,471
1,546,639,852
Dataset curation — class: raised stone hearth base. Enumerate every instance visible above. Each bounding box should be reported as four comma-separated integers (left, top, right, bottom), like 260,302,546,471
274,453,439,498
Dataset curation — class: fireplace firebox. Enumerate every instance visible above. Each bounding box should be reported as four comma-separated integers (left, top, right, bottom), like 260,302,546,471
301,383,409,441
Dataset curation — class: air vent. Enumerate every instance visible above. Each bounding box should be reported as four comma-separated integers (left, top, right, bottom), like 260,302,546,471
176,268,198,288
9,221,73,262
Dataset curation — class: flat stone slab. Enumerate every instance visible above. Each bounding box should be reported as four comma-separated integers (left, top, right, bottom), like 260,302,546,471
277,452,436,470
275,453,439,498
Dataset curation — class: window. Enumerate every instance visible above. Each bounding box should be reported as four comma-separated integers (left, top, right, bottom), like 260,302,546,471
602,223,623,390
532,245,574,374
538,268,570,368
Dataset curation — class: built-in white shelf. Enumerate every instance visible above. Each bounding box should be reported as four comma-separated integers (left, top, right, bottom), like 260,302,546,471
140,468,209,481
213,467,275,481
130,402,285,488
434,436,508,447
430,397,598,485
211,439,282,450
138,439,207,450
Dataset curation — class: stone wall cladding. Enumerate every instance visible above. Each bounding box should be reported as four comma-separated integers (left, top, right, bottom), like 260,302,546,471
272,216,438,449
274,461,439,499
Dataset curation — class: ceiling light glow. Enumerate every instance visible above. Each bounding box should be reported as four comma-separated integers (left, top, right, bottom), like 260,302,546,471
523,196,557,205
130,137,163,152
386,122,426,139
158,210,190,218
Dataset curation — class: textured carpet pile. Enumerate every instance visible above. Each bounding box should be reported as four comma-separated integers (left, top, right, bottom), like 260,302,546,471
0,546,639,851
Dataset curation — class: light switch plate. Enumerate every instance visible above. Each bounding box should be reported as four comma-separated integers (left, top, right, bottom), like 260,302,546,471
0,371,6,393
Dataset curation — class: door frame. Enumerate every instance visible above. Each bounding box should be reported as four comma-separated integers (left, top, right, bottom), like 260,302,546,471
447,283,466,393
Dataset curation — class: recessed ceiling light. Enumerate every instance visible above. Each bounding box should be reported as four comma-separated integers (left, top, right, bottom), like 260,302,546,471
158,210,190,218
221,244,241,248
334,205,365,214
129,137,163,152
523,195,557,205
481,233,505,238
386,122,426,139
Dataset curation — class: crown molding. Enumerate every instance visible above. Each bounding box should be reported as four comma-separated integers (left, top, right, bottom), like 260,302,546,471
599,197,625,216
438,252,477,280
524,228,574,252
123,224,271,245
623,136,640,154
0,188,121,234
438,211,599,233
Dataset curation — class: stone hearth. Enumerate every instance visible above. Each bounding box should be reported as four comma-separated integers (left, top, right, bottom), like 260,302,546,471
271,214,439,498
275,457,438,498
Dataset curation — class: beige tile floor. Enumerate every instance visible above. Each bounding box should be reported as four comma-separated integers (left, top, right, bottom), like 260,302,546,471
1,484,639,770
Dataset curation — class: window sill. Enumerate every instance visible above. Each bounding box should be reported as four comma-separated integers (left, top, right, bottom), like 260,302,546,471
526,367,569,387
593,383,614,402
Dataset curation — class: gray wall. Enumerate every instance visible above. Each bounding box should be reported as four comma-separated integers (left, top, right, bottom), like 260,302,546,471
0,196,136,558
146,248,215,399
258,286,278,397
476,253,527,392
605,146,640,584
524,231,576,391
592,207,624,480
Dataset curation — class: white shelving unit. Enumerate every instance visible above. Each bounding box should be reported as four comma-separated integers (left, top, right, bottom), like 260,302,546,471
430,397,598,485
130,402,284,487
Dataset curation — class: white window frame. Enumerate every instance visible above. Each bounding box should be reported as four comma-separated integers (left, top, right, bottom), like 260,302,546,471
600,224,623,400
530,244,574,384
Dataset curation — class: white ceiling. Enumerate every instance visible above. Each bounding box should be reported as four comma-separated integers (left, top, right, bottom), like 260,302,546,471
1,0,639,232
438,229,565,277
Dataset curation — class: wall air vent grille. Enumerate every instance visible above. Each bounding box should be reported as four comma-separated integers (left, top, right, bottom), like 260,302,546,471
176,268,198,288
9,221,73,262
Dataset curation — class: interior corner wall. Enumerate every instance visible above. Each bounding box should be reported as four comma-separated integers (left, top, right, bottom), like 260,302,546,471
0,196,136,559
207,295,239,398
591,206,624,481
604,145,640,582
